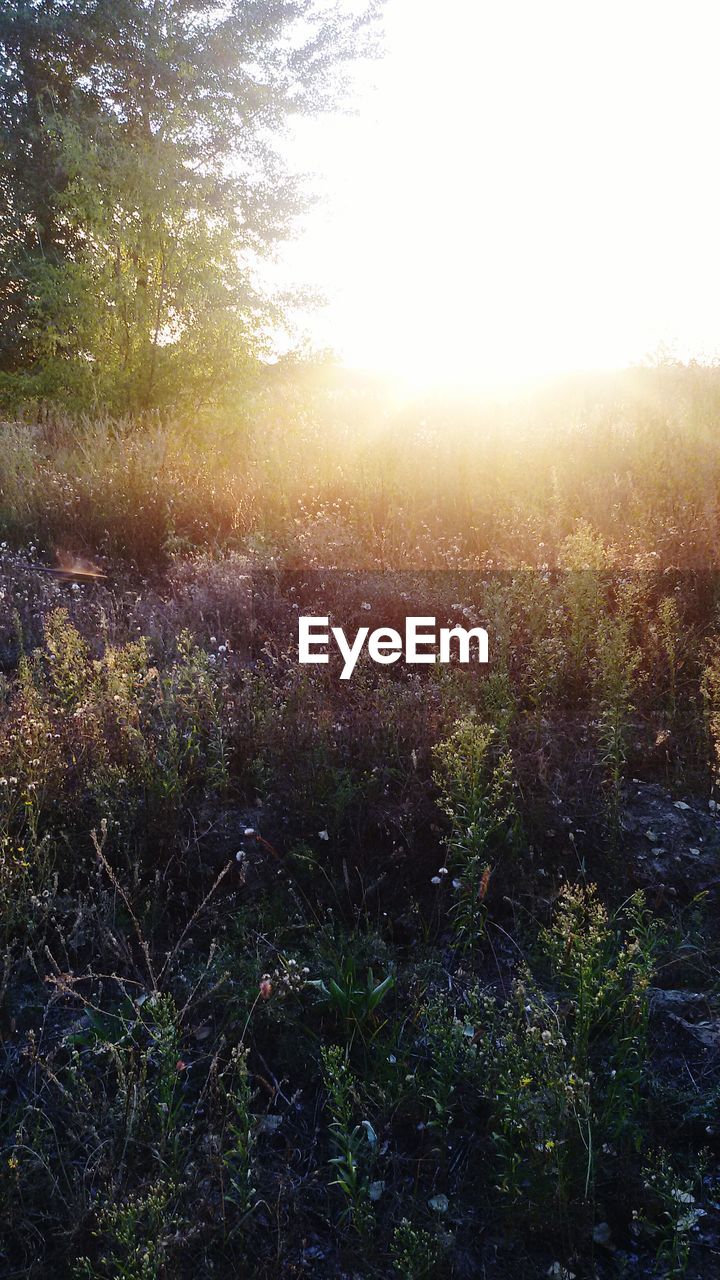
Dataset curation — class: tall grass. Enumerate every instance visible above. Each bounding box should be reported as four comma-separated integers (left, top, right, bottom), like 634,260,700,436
4,362,720,569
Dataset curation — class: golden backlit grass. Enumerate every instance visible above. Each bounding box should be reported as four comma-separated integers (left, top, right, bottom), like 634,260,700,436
3,361,720,571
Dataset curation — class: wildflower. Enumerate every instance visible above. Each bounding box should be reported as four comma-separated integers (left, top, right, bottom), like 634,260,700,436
176,1060,187,1072
431,876,442,885
244,827,255,836
259,977,273,1000
318,830,329,841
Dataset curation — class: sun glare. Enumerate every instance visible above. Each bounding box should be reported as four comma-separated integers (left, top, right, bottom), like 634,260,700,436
280,0,720,388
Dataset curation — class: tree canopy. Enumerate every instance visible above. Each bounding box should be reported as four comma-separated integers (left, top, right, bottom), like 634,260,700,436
0,0,380,410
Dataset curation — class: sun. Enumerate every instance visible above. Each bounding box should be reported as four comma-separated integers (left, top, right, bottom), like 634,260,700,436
279,0,720,387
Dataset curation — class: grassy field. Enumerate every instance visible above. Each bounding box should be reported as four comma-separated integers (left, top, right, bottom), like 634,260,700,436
1,363,720,1278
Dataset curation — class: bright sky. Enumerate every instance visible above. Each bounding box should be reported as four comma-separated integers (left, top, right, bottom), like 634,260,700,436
279,0,720,387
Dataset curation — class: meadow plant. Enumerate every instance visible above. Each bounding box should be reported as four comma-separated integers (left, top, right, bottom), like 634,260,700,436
391,1218,442,1278
635,1150,706,1278
654,594,683,733
432,717,516,950
321,1044,376,1231
592,614,640,837
73,1180,176,1280
558,520,614,687
219,1045,256,1227
0,610,230,845
451,885,663,1235
700,640,720,789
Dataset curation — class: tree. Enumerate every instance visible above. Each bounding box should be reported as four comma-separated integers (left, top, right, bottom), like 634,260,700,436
0,1,100,373
0,1,381,409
